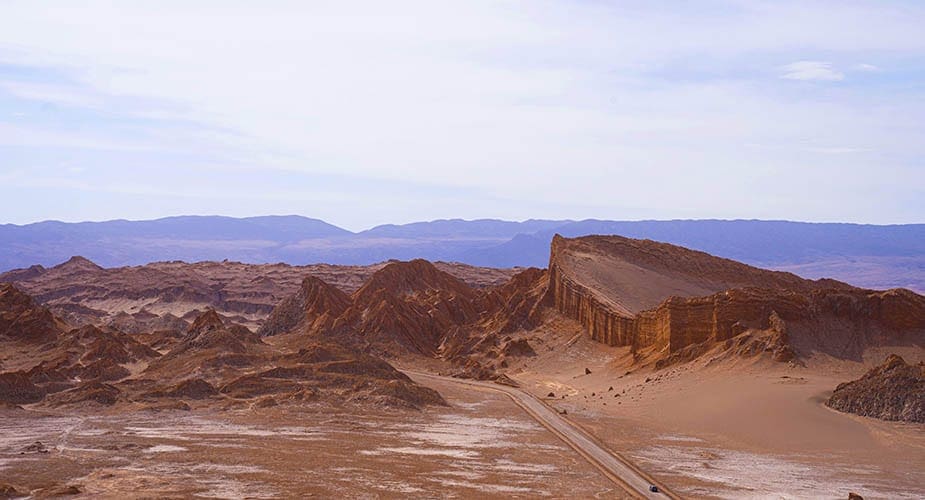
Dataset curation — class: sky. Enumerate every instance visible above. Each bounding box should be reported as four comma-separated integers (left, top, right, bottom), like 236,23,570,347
0,1,923,231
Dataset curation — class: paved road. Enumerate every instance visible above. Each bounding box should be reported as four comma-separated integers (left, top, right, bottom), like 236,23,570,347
404,370,679,500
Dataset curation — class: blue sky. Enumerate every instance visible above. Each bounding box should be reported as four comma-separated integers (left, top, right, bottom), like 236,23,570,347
0,1,923,231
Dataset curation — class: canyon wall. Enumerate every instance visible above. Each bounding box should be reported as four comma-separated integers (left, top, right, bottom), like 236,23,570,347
545,263,644,347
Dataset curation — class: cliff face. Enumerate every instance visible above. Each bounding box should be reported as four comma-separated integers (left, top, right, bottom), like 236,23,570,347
546,235,925,360
546,263,641,347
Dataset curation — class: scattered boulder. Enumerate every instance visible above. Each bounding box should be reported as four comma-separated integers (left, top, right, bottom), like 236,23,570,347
22,441,48,454
498,338,536,357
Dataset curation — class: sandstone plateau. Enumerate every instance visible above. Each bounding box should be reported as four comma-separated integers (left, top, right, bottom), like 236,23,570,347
544,235,925,364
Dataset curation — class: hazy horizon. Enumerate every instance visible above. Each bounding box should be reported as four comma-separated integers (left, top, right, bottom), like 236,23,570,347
3,213,925,233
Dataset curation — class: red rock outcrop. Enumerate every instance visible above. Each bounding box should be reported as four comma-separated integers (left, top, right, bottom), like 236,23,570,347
160,378,219,399
212,340,446,409
261,260,548,363
186,309,225,336
826,354,925,422
0,283,66,343
63,324,161,364
322,260,482,355
152,310,265,362
106,309,188,335
477,267,548,335
437,267,547,363
257,276,350,337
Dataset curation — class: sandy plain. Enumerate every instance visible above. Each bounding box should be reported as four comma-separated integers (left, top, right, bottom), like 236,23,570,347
0,374,618,498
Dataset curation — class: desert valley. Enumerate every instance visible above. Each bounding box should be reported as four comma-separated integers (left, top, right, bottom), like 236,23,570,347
4,2,924,498
1,233,922,498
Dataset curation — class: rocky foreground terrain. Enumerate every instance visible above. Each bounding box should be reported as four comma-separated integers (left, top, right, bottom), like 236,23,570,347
827,354,925,422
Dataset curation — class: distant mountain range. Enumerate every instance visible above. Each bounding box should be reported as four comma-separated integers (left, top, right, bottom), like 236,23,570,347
1,216,923,292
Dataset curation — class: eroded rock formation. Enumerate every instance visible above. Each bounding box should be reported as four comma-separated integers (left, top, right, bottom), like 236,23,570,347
0,256,518,332
0,283,66,343
0,290,447,410
826,354,925,422
257,276,350,337
261,260,546,367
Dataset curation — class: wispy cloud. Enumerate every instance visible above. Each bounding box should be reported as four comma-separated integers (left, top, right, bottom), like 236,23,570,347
806,147,871,154
0,80,101,107
852,63,880,72
780,61,845,81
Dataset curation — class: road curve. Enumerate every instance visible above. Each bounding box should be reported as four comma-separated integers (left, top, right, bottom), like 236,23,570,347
404,370,679,500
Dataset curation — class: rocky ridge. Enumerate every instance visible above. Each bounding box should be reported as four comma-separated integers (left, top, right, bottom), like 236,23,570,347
260,259,544,364
0,257,518,332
